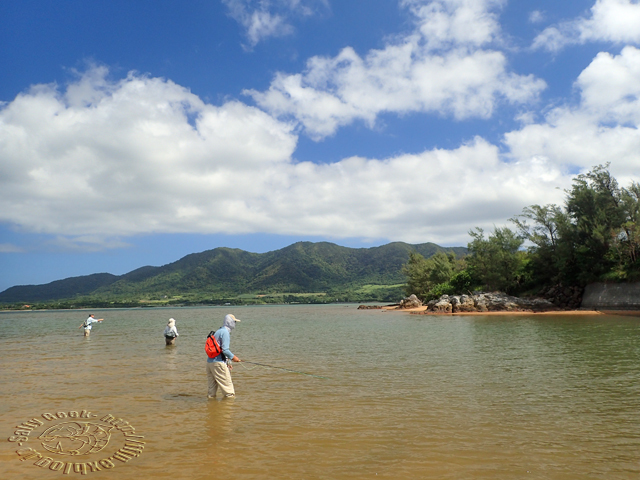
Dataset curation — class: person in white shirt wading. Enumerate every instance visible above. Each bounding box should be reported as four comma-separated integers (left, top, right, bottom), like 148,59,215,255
164,318,179,345
79,314,104,337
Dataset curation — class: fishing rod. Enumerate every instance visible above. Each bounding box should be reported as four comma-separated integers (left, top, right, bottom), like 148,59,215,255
240,360,329,379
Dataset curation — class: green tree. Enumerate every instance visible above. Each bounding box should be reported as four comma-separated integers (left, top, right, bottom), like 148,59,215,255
564,164,626,283
429,252,456,284
511,165,640,287
467,227,525,293
402,252,433,299
449,270,474,293
511,204,570,288
608,181,640,280
402,251,466,300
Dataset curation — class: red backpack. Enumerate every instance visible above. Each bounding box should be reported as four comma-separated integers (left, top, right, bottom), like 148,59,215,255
205,331,223,358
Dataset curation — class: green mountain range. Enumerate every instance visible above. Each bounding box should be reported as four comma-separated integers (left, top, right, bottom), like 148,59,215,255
0,241,467,307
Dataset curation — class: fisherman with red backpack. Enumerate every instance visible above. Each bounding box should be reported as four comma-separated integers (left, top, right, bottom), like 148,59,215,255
206,314,242,398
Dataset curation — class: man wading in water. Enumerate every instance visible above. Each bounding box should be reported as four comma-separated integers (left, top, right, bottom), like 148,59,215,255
79,314,103,337
207,314,241,399
164,317,179,345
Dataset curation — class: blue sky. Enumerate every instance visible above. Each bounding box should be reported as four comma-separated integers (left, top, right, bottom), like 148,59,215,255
1,0,640,292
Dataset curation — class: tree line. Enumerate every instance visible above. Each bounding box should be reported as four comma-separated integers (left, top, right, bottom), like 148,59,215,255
404,165,640,300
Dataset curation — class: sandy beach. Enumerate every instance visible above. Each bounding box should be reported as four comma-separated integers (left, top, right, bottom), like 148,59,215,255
382,305,606,315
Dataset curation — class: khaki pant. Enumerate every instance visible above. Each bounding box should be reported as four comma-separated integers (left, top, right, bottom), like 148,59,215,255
84,328,91,337
207,362,235,398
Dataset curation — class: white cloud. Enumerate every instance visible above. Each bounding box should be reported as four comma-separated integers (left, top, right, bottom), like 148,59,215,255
0,68,297,243
47,236,132,252
246,0,545,139
3,46,639,250
0,243,24,253
504,46,640,185
246,11,292,45
533,0,640,52
528,10,545,24
222,0,328,47
0,66,566,248
402,0,506,50
266,138,569,245
577,46,640,123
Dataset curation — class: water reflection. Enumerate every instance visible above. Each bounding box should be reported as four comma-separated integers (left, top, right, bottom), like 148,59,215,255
164,343,178,369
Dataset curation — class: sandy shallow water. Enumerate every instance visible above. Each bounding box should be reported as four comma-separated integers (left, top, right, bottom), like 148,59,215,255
2,305,640,479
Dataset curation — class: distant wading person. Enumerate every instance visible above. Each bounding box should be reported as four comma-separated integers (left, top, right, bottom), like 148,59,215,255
79,314,103,337
164,318,179,345
207,314,241,399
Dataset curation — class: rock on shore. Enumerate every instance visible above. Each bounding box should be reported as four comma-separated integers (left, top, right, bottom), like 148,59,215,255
398,294,422,309
424,292,556,314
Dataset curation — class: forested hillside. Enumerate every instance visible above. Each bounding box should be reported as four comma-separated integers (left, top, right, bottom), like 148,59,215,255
0,241,466,307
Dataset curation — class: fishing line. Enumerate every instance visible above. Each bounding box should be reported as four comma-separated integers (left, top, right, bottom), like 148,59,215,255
239,361,329,379
236,362,260,371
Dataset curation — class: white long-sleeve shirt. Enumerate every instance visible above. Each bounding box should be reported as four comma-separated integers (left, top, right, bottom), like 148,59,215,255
164,325,179,337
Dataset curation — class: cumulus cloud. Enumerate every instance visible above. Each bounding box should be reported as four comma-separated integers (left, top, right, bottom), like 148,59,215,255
269,139,569,245
3,41,640,250
402,0,506,50
0,67,297,244
246,0,545,139
0,66,568,248
222,0,328,47
533,0,640,52
505,46,640,186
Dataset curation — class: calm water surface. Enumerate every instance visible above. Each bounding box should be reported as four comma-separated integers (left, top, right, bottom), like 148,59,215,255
1,305,640,479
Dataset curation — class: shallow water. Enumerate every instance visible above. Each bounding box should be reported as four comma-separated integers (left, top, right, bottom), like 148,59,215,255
1,305,640,479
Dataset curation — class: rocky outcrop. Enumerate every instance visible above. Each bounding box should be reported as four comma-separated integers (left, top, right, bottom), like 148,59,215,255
541,284,584,309
425,292,555,314
431,296,453,313
452,294,476,312
399,294,423,309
